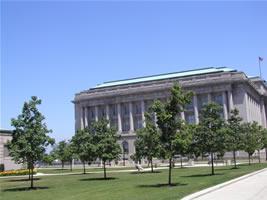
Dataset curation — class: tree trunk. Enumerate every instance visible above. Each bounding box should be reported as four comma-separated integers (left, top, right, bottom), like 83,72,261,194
150,158,154,173
103,161,107,179
211,152,214,175
70,160,72,171
28,167,30,180
168,158,172,185
62,161,64,170
258,150,261,163
248,154,251,165
233,150,237,168
30,165,34,189
265,148,267,161
180,156,183,168
83,162,86,174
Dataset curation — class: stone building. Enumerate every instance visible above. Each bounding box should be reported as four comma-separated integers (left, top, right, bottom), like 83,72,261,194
0,129,22,170
73,67,267,161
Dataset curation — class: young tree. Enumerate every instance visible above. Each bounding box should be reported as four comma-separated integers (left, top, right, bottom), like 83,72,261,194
53,141,69,170
195,102,226,175
262,128,267,161
91,120,121,179
7,96,54,188
242,122,261,164
71,128,96,174
152,84,192,185
42,153,55,166
174,123,194,168
135,112,161,172
226,108,243,168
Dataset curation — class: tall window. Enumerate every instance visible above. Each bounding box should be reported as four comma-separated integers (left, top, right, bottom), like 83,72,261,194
87,107,95,127
98,105,106,120
121,103,130,132
197,94,208,112
185,97,195,124
133,101,143,130
122,141,129,154
211,92,224,118
109,104,118,130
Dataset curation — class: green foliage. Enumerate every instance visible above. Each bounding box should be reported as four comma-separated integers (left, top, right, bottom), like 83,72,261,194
71,128,97,173
52,140,74,169
242,121,264,164
225,108,243,168
42,153,55,166
135,112,161,172
152,84,193,184
6,96,54,188
195,102,226,175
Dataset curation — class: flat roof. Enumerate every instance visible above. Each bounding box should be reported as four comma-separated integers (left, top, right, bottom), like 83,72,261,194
93,67,236,89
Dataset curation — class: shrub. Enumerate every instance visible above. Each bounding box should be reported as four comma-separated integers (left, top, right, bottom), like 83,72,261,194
0,169,37,176
0,164,4,172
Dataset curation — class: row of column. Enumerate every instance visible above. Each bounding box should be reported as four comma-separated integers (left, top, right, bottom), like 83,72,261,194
80,90,234,130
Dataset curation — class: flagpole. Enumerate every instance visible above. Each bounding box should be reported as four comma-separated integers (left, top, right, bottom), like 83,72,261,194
259,57,262,79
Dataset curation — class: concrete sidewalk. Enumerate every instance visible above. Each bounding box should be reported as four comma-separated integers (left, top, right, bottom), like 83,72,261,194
182,168,267,200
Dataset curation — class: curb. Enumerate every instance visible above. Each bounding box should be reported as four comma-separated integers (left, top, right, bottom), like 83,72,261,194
181,167,267,200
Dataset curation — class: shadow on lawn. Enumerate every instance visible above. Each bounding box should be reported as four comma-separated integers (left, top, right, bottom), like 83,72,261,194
181,173,224,178
3,186,49,192
79,177,118,181
130,171,162,175
6,178,41,182
137,182,187,188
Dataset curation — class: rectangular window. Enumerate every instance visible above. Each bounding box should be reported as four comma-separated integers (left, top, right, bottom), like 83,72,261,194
197,94,208,111
98,105,106,120
109,104,118,131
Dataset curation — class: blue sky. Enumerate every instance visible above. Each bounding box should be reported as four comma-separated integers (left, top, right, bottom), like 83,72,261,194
1,1,267,142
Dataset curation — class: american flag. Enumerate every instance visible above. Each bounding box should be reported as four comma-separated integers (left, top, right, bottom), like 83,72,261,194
259,56,263,61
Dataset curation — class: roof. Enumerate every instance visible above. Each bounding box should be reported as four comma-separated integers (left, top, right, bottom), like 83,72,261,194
93,67,236,89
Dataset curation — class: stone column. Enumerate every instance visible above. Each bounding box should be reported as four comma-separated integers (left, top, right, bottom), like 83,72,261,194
228,90,234,111
141,100,146,127
95,106,98,122
244,92,250,122
84,107,88,128
222,91,228,120
106,105,110,127
80,106,84,129
129,102,134,132
117,104,122,132
193,95,199,124
208,93,211,102
260,99,266,128
181,111,185,120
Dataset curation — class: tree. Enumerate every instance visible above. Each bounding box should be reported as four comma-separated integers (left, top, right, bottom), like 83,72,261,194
262,128,267,161
42,153,55,166
242,122,264,164
152,84,193,185
225,108,243,168
135,112,161,172
71,128,96,174
53,141,68,170
91,120,121,179
195,102,226,175
174,123,194,168
7,96,54,188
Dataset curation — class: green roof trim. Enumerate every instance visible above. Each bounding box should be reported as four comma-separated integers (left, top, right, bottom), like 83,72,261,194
93,67,236,89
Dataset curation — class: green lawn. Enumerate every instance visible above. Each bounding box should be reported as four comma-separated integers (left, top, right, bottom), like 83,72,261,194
1,163,266,200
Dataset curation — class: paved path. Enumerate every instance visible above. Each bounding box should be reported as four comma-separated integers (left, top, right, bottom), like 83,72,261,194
182,168,267,200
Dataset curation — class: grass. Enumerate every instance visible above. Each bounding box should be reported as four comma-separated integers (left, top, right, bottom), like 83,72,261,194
1,163,266,200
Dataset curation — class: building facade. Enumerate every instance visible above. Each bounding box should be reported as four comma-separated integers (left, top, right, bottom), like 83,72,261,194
0,129,22,170
73,67,267,160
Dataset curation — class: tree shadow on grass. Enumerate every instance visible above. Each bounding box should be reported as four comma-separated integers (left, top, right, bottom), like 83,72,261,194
6,178,41,182
130,171,162,175
181,173,224,178
3,186,49,192
137,182,187,188
79,177,117,181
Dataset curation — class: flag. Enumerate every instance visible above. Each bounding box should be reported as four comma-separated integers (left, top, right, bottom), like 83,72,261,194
259,56,263,61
